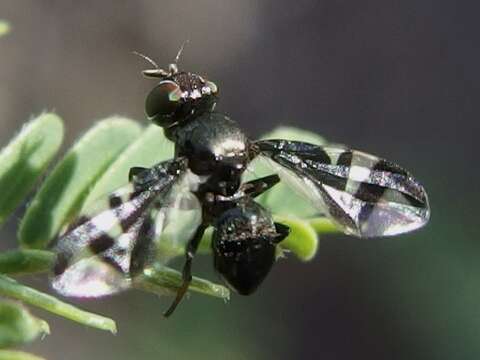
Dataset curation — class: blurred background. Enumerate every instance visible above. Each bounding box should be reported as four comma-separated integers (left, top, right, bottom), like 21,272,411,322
0,1,477,359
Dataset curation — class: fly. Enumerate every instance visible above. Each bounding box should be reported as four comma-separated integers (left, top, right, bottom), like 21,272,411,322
51,50,430,317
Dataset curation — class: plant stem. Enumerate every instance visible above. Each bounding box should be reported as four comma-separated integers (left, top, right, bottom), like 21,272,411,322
0,350,46,360
136,263,230,300
0,275,117,333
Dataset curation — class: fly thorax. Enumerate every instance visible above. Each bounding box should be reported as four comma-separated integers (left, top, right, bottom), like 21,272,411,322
174,113,250,195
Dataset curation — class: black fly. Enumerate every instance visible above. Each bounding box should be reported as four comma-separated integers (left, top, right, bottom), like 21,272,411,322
52,52,430,317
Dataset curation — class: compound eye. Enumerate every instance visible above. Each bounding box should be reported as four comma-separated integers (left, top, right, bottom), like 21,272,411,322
145,80,183,126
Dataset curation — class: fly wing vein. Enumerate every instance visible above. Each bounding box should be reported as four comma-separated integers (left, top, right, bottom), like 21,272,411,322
255,139,430,237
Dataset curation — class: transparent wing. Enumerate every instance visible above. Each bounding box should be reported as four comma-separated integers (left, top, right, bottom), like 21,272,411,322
51,158,201,298
255,139,430,237
52,201,159,298
153,170,203,264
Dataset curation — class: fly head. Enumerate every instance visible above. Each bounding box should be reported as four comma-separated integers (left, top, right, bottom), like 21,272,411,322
138,52,218,129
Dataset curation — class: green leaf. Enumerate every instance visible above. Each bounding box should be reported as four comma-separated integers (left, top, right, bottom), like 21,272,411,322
251,126,327,218
82,124,173,208
273,215,319,261
0,350,46,360
0,113,64,225
0,300,49,348
0,275,117,334
0,250,53,275
136,263,230,300
0,21,10,37
198,227,214,253
309,217,339,235
19,117,143,249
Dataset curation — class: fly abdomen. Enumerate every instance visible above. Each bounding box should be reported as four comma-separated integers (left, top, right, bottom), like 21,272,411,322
212,198,288,295
213,234,276,295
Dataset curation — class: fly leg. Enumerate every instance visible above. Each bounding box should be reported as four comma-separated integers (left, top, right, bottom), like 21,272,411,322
242,175,290,244
241,174,280,198
163,224,207,317
128,167,148,181
241,175,289,243
273,222,290,243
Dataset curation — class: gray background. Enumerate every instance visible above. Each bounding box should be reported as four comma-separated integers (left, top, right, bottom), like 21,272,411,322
0,1,477,359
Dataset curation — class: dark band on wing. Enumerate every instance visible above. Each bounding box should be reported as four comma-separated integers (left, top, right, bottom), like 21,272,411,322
119,192,157,232
50,157,192,298
353,176,425,208
53,252,70,276
374,159,409,177
319,189,357,231
257,139,331,164
89,233,115,254
64,215,90,234
98,253,126,274
255,139,430,237
109,194,123,209
272,153,348,192
353,158,426,207
300,147,331,164
271,146,425,207
129,215,155,276
336,151,353,167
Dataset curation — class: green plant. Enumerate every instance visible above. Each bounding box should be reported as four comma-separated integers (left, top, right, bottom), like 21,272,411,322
0,21,10,38
0,113,337,359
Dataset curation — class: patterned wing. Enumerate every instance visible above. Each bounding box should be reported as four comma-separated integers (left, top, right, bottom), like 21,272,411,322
152,169,203,264
255,140,430,238
51,158,201,298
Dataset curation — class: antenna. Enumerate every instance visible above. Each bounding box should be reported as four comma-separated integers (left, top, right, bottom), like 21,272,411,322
132,51,159,69
133,51,169,78
174,40,190,65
